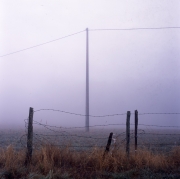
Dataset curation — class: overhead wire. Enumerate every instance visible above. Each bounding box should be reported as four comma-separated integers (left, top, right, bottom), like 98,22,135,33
1,26,180,58
90,27,180,31
0,30,85,57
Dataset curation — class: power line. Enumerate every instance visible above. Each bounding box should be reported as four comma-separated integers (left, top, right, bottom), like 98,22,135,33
0,30,85,58
1,26,180,58
90,27,180,31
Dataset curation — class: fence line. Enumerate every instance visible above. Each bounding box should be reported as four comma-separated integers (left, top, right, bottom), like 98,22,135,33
2,107,180,164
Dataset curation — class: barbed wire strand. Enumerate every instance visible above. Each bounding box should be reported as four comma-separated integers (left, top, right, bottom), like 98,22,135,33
138,112,180,115
34,132,108,140
133,124,180,128
34,109,126,117
33,120,180,130
33,120,126,129
33,121,71,133
33,123,108,140
140,133,180,136
34,109,180,117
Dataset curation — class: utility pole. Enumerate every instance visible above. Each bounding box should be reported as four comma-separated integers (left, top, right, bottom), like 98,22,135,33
86,28,89,132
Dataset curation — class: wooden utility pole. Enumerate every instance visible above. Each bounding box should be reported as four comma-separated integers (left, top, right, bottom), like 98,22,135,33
126,111,131,158
86,28,89,132
25,107,34,165
135,110,138,152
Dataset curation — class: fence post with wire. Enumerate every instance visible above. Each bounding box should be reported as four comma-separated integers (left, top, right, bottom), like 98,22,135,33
126,111,131,158
135,110,138,153
25,107,34,165
103,132,113,158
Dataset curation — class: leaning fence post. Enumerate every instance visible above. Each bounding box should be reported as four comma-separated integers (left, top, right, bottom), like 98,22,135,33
135,110,138,153
126,111,131,158
25,107,34,165
103,132,113,158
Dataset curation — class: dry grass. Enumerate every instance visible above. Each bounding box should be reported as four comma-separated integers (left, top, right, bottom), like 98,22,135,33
0,145,180,179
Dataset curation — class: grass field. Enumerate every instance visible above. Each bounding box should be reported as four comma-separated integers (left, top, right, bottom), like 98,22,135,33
0,128,180,178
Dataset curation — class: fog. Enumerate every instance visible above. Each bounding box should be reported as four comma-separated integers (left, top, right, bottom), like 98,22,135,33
0,1,180,129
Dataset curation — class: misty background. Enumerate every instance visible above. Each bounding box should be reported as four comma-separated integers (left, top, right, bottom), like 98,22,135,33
0,1,180,129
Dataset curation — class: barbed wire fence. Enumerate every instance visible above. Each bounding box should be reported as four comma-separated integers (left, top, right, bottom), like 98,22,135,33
0,108,180,163
21,107,180,164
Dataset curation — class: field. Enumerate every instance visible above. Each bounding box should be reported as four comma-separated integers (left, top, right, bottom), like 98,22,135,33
0,127,180,151
0,128,180,178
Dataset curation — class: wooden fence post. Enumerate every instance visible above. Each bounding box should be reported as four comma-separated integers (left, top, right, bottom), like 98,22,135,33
126,111,131,158
103,132,113,158
135,110,138,153
25,107,34,165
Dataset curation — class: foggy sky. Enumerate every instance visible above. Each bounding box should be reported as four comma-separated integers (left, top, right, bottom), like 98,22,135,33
0,1,180,128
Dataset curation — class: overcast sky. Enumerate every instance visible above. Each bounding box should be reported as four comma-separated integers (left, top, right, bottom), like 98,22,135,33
0,1,180,128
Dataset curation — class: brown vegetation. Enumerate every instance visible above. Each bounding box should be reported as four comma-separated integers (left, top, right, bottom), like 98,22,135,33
0,145,180,178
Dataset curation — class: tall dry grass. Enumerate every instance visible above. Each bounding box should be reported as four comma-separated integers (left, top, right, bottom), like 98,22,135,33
0,145,180,178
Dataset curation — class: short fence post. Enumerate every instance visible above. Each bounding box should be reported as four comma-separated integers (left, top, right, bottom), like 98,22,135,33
103,132,113,158
135,110,138,153
25,107,34,165
126,111,131,158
